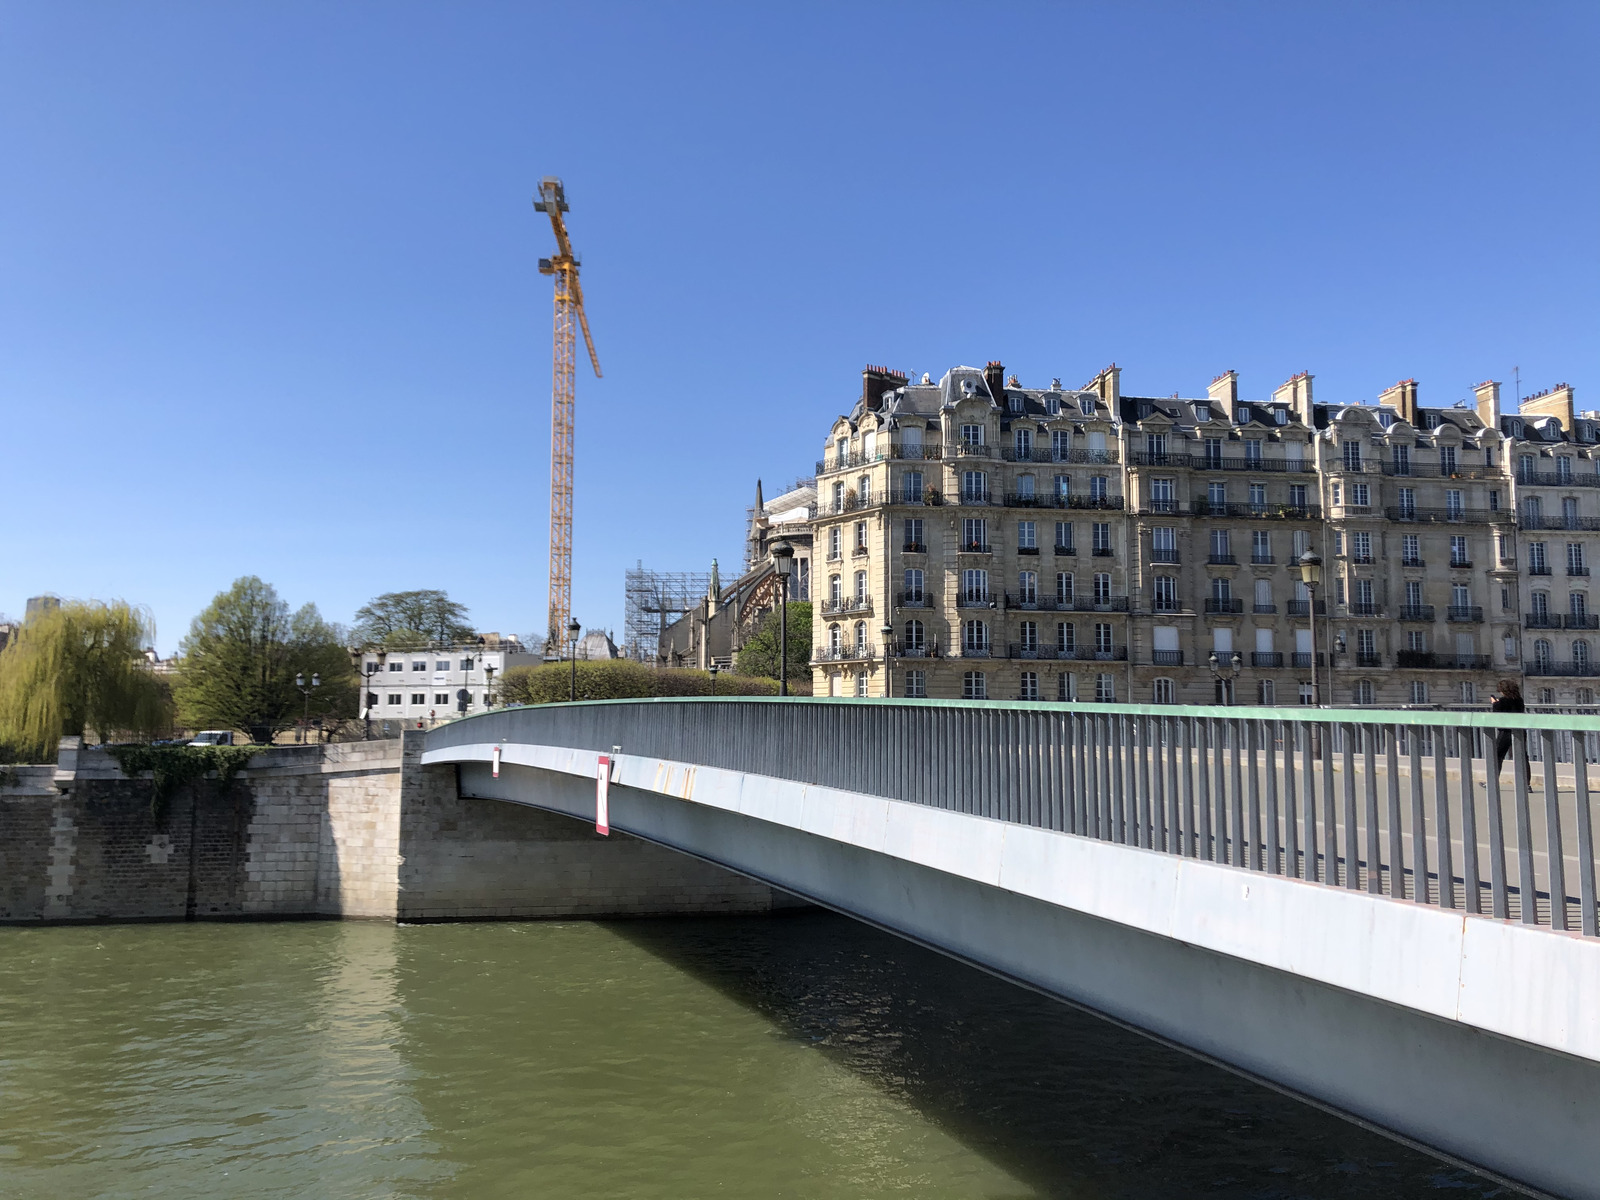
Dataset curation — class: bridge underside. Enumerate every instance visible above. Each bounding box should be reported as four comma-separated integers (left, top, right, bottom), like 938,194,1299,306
441,750,1600,1200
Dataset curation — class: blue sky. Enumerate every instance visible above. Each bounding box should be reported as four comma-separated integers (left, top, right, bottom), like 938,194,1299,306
2,2,1595,653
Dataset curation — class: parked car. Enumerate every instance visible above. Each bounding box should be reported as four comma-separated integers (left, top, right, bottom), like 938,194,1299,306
188,730,234,746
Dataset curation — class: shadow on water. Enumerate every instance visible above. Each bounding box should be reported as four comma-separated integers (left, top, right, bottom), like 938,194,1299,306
604,911,1516,1200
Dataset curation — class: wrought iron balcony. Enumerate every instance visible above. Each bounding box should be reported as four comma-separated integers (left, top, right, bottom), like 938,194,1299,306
1251,652,1285,668
1054,545,1077,555
1396,652,1493,670
1526,612,1561,629
1251,554,1275,565
1152,599,1183,613
819,598,873,617
1399,605,1436,622
1253,603,1277,614
1128,452,1313,473
1001,446,1118,464
1092,546,1115,557
1006,645,1128,662
957,542,992,554
1151,649,1183,666
1527,660,1600,677
1401,557,1425,568
1519,515,1600,531
1208,553,1237,565
896,592,929,608
955,592,996,608
1354,652,1384,667
1381,462,1500,479
1191,500,1321,520
1290,652,1326,668
1529,565,1552,576
1286,600,1327,617
1149,549,1180,564
1519,470,1600,488
1004,493,1125,511
1566,613,1600,630
902,542,927,553
1204,598,1244,614
1446,606,1483,623
1572,566,1592,577
814,645,878,663
1383,507,1508,525
1348,602,1381,616
957,490,994,506
1449,558,1473,569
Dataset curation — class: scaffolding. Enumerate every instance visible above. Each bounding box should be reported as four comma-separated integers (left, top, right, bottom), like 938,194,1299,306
624,563,711,662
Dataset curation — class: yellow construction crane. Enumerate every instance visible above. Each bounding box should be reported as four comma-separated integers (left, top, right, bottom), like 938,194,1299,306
534,177,601,656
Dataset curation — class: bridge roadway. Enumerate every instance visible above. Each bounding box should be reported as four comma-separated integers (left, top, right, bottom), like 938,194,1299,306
424,698,1600,1199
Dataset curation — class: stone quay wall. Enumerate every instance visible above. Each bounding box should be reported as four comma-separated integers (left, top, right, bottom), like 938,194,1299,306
0,732,789,924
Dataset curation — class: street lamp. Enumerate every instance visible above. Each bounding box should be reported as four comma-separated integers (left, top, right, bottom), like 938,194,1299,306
772,540,795,698
459,649,476,715
567,618,581,702
1295,550,1323,707
1207,651,1242,706
881,621,894,699
709,661,718,696
295,672,321,742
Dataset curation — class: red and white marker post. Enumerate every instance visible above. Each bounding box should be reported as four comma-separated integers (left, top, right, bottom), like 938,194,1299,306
595,754,611,836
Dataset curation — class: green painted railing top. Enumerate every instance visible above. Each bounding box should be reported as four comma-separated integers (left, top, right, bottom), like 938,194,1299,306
450,695,1600,733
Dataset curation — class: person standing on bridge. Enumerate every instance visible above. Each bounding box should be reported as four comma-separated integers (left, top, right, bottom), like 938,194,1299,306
1492,679,1526,781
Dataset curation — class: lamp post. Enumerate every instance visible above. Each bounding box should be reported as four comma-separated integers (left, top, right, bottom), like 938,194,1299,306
772,540,795,697
881,621,894,699
567,618,581,702
459,650,476,715
1296,550,1323,707
1207,651,1242,706
362,659,381,739
295,672,321,742
709,661,718,696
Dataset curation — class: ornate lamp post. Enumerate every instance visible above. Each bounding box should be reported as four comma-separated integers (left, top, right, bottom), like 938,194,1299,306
1207,651,1242,706
295,672,321,742
709,661,719,696
1296,550,1323,707
772,540,795,697
567,618,581,702
881,621,894,699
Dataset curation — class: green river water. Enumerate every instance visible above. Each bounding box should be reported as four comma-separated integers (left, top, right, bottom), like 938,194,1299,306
0,914,1509,1199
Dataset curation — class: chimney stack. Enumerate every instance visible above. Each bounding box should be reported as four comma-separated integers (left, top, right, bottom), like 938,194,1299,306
861,364,907,412
1473,381,1501,429
984,361,1005,405
1207,370,1238,414
1272,372,1314,426
1083,363,1120,407
1521,382,1576,429
1378,379,1419,427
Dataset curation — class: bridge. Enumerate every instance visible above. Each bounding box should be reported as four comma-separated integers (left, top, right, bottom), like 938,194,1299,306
424,698,1600,1199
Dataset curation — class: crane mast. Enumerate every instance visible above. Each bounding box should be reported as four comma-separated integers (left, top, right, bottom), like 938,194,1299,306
535,177,601,656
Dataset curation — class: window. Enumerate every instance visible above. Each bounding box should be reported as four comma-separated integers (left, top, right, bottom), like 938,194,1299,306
1019,671,1039,700
1153,678,1175,704
1090,475,1108,500
859,475,872,504
1535,639,1553,669
854,571,868,602
1095,673,1116,702
1451,536,1470,566
1146,433,1167,457
961,423,984,446
854,622,867,653
903,471,923,503
903,517,923,548
1152,526,1176,558
412,661,426,671
1461,682,1477,704
1051,430,1071,460
835,437,848,468
365,691,378,709
1255,578,1273,610
1397,486,1416,516
962,569,989,602
1354,580,1374,612
829,527,842,559
1093,573,1112,605
1331,482,1341,505
1056,572,1074,604
1275,408,1288,425
1576,641,1592,669
1209,528,1231,560
411,693,426,705
1558,456,1573,481
1489,489,1500,512
1408,630,1427,651
963,671,988,699
1046,397,1060,416
1204,438,1223,466
1531,542,1548,573
388,661,403,672
1445,489,1463,518
1057,622,1076,652
833,481,845,511
855,673,869,697
1055,521,1074,552
855,521,868,551
829,575,842,605
1092,522,1111,553
1054,474,1070,498
1579,687,1595,706
1094,622,1113,653
904,670,926,698
1572,592,1589,619
1410,681,1429,705
1245,439,1263,464
1018,520,1037,549
1194,403,1211,422
1298,683,1314,706
1570,543,1587,574
1292,528,1309,557
1237,406,1251,423
1208,481,1226,505
1016,474,1035,498
459,659,473,670
1353,680,1375,705
1406,580,1423,607
1015,428,1032,457
1343,442,1362,471
1058,673,1077,701
1258,680,1275,705
962,620,989,654
1248,483,1266,509
1392,445,1411,475
1541,687,1555,704
962,471,987,502
386,694,402,706
434,692,449,705
903,619,925,652
828,624,842,654
1351,531,1371,562
1153,576,1178,611
1532,591,1550,618
1018,571,1038,603
1564,497,1580,529
1402,534,1421,565
960,518,986,551
1440,445,1458,474
1079,396,1095,416
1350,483,1370,507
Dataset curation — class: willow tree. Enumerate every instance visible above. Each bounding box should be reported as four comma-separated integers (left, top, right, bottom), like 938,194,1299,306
0,600,173,762
174,576,356,742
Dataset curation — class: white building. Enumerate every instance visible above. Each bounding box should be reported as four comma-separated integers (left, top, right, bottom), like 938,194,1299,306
357,638,539,726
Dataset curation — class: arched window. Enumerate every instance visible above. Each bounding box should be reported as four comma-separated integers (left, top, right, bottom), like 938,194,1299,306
962,620,989,654
1153,678,1175,705
904,620,925,651
1016,472,1036,498
829,575,842,606
854,621,867,654
1535,639,1554,669
1576,640,1591,669
854,571,868,603
828,624,842,655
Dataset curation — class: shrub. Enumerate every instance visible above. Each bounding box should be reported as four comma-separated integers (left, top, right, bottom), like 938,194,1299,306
496,660,779,705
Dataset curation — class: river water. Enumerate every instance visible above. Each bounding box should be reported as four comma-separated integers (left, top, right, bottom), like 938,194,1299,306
0,914,1509,1199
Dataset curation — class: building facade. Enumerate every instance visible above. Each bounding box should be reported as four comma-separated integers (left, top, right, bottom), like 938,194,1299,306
357,637,537,726
809,361,1573,708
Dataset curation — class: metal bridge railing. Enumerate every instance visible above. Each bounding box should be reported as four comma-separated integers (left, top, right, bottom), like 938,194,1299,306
429,699,1600,939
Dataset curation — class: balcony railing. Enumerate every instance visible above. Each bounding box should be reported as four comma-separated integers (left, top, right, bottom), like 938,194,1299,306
1005,595,1130,613
1381,461,1500,479
1191,501,1322,520
1004,493,1125,510
1530,565,1552,576
958,542,992,554
896,592,929,608
814,646,878,663
1354,652,1384,667
1447,605,1484,623
1092,546,1115,557
1207,553,1237,565
1286,600,1327,617
1140,499,1183,515
819,598,873,617
1384,507,1508,525
957,490,993,506
1204,598,1244,614
1566,614,1600,630
1526,613,1561,629
1449,558,1473,569
1054,544,1076,556
1399,605,1436,622
1149,549,1180,564
902,542,927,553
1251,652,1284,668
1128,452,1314,473
1251,554,1275,565
1519,470,1600,488
1520,515,1600,532
1527,660,1600,677
1290,652,1325,668
1253,603,1277,614
1151,649,1183,666
1401,557,1425,568
1152,599,1183,613
1001,446,1118,464
1006,645,1128,662
1348,602,1381,616
1572,566,1592,577
955,592,996,608
1395,652,1494,670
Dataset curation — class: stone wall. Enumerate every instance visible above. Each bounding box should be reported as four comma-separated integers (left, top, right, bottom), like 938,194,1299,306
0,732,793,924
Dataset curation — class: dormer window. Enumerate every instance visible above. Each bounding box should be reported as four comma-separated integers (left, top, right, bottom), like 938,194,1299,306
1377,411,1394,428
1424,413,1438,430
1510,420,1524,438
1274,408,1287,425
1079,397,1095,417
1237,405,1251,423
1008,393,1023,413
1046,397,1060,416
1194,404,1210,422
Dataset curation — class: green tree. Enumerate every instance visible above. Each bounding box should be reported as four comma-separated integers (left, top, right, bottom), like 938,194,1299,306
353,590,473,650
734,602,812,681
0,600,173,762
174,577,356,742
